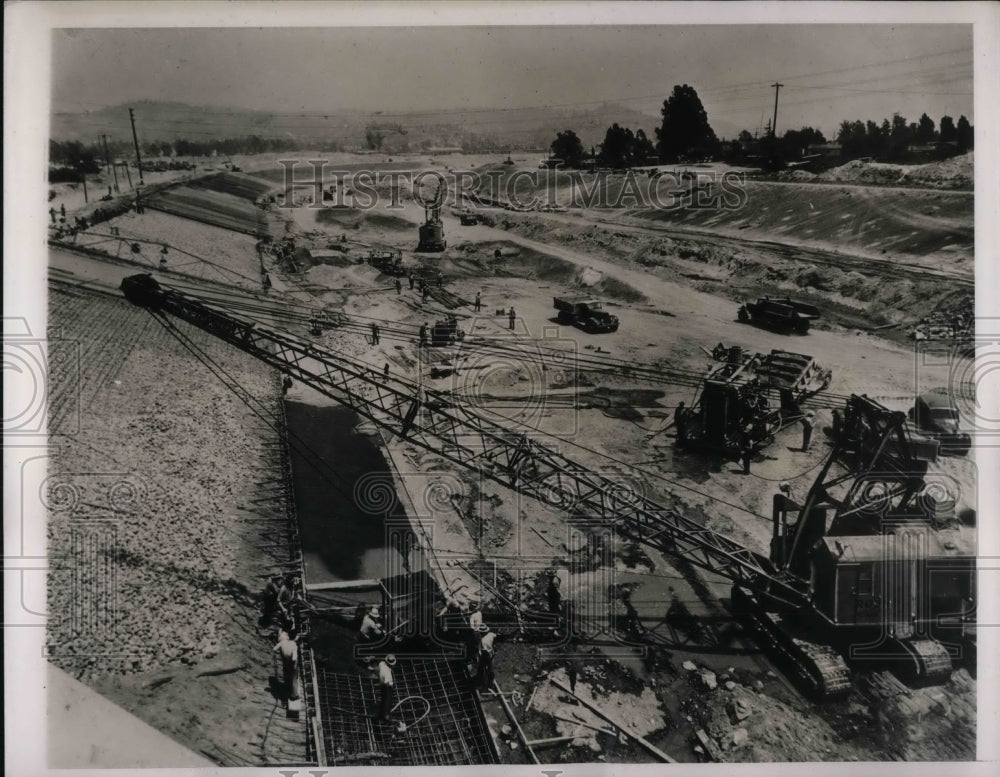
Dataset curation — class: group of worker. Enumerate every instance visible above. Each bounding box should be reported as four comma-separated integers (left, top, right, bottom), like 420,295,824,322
437,597,498,689
260,573,310,708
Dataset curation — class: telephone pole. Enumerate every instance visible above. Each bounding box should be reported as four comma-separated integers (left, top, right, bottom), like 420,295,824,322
770,82,783,138
129,108,144,185
101,134,119,193
100,135,110,174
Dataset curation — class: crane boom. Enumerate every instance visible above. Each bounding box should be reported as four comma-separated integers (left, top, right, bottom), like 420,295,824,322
121,274,809,606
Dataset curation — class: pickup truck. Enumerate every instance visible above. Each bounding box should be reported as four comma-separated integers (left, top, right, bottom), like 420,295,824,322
553,297,619,333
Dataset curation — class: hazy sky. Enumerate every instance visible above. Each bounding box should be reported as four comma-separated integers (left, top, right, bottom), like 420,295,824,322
52,25,973,136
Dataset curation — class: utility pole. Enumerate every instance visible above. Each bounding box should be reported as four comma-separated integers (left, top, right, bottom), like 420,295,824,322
102,135,119,192
129,107,144,185
100,135,110,175
770,82,783,138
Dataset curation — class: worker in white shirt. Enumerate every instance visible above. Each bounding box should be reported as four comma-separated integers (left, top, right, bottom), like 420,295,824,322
468,601,484,630
360,606,384,643
477,624,496,688
378,655,397,720
273,629,300,703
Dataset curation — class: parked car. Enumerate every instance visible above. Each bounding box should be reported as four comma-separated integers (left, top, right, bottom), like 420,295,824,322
909,390,972,456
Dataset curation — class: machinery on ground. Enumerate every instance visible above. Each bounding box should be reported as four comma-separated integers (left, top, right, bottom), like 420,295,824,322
682,346,830,454
120,274,976,700
430,315,465,347
452,208,480,226
909,390,972,457
738,297,821,334
367,249,405,276
417,202,447,253
553,297,619,333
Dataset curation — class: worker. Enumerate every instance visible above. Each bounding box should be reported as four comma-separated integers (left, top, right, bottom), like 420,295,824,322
49,207,56,224
378,655,397,720
740,436,752,475
408,272,415,290
371,322,380,345
436,271,444,287
422,285,429,303
273,630,300,704
259,575,282,627
474,291,482,312
477,624,496,688
831,407,844,439
508,307,516,330
418,322,428,347
567,662,579,694
395,278,402,295
468,601,484,631
801,411,815,451
546,571,563,615
674,402,688,446
383,362,390,381
494,247,502,260
360,606,384,643
263,273,272,290
282,375,293,395
60,203,66,219
276,574,294,620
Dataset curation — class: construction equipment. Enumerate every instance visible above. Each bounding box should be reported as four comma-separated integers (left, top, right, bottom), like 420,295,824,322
367,249,406,277
417,202,447,253
430,315,464,347
763,394,975,687
683,346,830,454
553,297,619,334
120,274,976,699
738,297,820,334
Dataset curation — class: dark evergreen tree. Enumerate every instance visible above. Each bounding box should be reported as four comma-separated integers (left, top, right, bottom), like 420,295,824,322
655,85,720,161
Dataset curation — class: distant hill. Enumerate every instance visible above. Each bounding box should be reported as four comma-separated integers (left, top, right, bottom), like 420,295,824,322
51,99,667,153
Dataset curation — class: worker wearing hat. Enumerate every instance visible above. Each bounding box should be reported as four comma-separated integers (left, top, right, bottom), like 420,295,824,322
360,606,384,643
378,655,397,720
477,624,497,688
801,411,815,452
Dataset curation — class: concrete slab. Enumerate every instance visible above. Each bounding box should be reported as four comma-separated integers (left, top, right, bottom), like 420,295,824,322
46,664,214,768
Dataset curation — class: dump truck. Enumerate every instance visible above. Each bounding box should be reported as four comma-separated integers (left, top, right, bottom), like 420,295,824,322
553,297,619,333
909,390,972,456
738,297,821,334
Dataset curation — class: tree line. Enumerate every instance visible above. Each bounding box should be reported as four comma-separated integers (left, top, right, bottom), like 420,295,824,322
834,113,973,161
549,84,973,170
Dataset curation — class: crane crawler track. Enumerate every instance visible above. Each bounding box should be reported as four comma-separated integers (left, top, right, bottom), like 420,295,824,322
730,585,852,700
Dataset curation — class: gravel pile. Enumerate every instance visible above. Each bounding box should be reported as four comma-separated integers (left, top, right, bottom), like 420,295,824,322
47,296,280,680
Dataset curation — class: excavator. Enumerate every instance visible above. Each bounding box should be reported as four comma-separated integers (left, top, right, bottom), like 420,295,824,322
120,273,976,699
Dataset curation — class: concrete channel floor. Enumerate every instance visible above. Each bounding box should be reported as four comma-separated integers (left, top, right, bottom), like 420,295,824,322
47,663,214,768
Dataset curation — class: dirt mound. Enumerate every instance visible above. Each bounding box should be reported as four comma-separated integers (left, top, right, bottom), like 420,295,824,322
189,172,273,201
364,211,413,232
315,208,412,233
145,186,266,236
818,154,972,190
901,153,973,190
